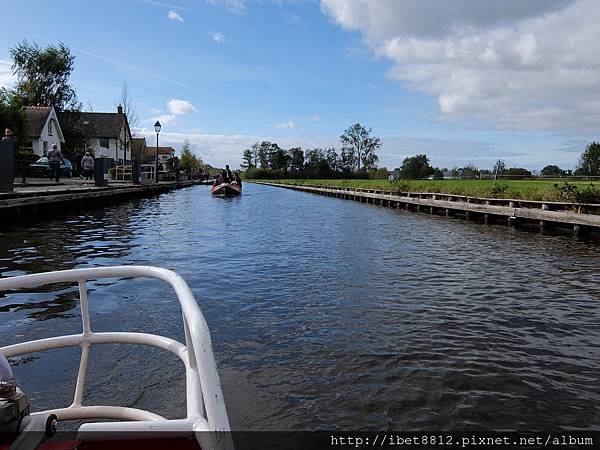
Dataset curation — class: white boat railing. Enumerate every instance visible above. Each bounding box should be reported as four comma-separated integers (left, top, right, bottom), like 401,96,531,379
0,266,231,447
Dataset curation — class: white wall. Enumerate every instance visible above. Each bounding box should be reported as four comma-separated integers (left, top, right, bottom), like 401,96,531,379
32,115,63,157
88,125,132,164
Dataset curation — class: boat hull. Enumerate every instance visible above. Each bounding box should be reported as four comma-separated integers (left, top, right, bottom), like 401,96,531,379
211,183,242,197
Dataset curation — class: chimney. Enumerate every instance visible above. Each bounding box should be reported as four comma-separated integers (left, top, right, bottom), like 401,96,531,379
117,104,123,114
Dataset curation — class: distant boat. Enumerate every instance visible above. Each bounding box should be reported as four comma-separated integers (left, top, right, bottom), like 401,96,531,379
211,182,242,197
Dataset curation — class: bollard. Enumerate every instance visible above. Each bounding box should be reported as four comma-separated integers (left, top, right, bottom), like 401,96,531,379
0,141,15,192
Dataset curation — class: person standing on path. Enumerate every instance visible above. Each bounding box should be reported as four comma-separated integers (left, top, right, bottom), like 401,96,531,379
81,151,94,180
47,143,64,183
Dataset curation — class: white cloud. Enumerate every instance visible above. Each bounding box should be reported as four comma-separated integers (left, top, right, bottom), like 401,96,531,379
167,98,197,115
167,10,184,22
152,114,177,125
211,32,227,44
275,120,296,130
0,60,15,88
320,0,600,132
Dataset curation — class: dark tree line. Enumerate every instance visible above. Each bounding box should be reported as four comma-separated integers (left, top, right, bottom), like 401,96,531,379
242,123,388,179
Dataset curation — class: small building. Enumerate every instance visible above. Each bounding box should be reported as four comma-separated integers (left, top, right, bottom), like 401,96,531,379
388,168,400,180
146,146,175,168
61,105,132,164
131,137,147,161
23,106,65,157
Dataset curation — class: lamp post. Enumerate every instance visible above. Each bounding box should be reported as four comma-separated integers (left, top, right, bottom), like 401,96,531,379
154,121,161,183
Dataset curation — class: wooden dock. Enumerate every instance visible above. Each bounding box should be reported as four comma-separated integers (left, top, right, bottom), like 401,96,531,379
256,182,600,239
0,181,198,227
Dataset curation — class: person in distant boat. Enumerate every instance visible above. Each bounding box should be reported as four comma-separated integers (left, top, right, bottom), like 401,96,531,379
234,173,242,188
221,164,233,183
213,175,222,186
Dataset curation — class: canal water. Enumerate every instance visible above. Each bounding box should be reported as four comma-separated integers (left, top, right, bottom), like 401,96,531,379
0,183,599,431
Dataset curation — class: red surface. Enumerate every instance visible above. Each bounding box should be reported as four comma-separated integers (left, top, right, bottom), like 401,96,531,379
211,183,242,196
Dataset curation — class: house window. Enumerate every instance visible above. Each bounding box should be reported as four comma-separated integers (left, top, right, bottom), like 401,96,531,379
100,138,110,148
48,120,53,136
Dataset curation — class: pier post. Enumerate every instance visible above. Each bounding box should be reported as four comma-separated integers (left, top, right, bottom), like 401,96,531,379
484,214,490,225
573,224,590,240
445,209,451,217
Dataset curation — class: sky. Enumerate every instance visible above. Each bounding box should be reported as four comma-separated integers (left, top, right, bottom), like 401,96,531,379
0,0,598,171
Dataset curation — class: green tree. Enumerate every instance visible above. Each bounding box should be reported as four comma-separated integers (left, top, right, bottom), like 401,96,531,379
398,154,435,179
10,40,80,111
432,168,444,179
325,148,338,174
179,140,201,177
304,148,329,177
289,147,304,172
241,148,254,169
268,143,289,172
257,141,270,169
0,89,29,146
578,142,600,176
461,165,479,178
339,147,357,174
340,123,382,172
541,165,564,176
504,167,532,176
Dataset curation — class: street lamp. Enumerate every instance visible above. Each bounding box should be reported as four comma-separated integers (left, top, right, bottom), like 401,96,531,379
154,121,161,183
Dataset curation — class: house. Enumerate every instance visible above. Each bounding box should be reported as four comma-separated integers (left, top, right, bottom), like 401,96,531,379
60,105,132,164
388,168,400,180
131,137,147,161
146,146,175,169
23,106,65,157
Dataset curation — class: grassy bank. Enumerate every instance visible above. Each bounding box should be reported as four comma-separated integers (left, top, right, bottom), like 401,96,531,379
255,179,599,202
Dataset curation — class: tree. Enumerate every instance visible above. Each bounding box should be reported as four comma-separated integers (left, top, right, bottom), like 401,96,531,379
340,123,382,172
461,165,479,178
325,148,338,174
339,147,356,174
398,154,435,179
304,148,329,177
179,140,202,177
289,147,304,172
10,40,79,111
504,167,532,176
120,81,139,136
0,89,29,147
541,165,564,177
257,141,270,169
432,168,444,179
578,142,600,176
268,143,289,172
241,148,254,169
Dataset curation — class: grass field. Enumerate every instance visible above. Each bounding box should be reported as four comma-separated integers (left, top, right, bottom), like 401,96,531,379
259,178,598,202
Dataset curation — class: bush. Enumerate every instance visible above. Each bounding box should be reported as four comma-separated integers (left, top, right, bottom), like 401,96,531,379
390,178,410,193
489,184,508,198
554,181,600,204
369,167,389,180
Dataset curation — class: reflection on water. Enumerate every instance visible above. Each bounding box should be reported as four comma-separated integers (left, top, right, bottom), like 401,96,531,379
1,183,599,431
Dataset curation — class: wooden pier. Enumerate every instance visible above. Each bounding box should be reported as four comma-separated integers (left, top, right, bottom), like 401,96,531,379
0,181,198,227
257,182,600,240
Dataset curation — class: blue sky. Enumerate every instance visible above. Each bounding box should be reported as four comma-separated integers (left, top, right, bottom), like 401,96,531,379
1,0,598,171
